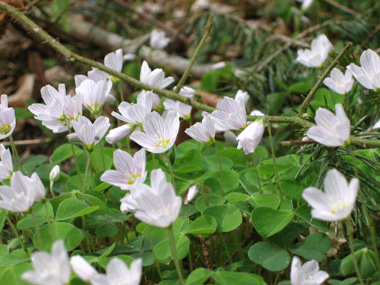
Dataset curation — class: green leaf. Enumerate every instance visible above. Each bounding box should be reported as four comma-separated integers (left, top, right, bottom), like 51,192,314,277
99,242,116,258
294,204,331,232
257,164,292,175
203,155,233,172
154,235,190,261
268,223,305,248
248,241,291,271
212,272,265,285
249,193,280,209
17,202,54,230
14,108,33,119
197,170,239,193
196,195,226,213
251,207,293,237
186,268,212,285
51,143,83,164
266,92,287,114
288,82,312,93
33,222,83,251
203,205,242,232
0,263,33,285
185,215,217,236
22,155,48,174
173,149,203,173
280,166,318,199
290,233,331,262
56,199,99,221
341,248,378,278
96,223,118,238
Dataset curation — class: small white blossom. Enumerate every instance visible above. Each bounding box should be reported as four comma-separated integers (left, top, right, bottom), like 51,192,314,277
307,104,350,147
67,116,110,152
130,111,179,153
150,29,170,50
302,169,358,222
347,49,380,90
49,165,60,183
106,124,132,144
30,172,46,202
237,121,265,155
140,61,174,90
297,0,313,10
76,79,112,115
22,240,71,285
0,94,16,139
0,144,13,180
323,68,354,95
91,258,142,285
185,115,215,145
296,34,333,68
164,87,195,119
70,255,98,282
187,185,199,202
234,90,249,106
210,97,247,131
101,149,147,190
290,256,329,285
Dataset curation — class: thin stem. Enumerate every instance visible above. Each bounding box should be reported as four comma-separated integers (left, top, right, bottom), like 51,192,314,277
232,230,244,260
98,142,106,171
218,232,232,265
31,212,44,250
175,14,213,92
117,82,124,103
266,118,283,201
3,210,29,258
9,135,24,173
298,41,352,116
346,220,364,285
214,145,224,196
252,152,263,195
148,226,163,280
49,182,56,198
83,150,92,195
164,153,176,192
69,141,84,189
44,200,56,241
200,185,210,207
167,227,185,285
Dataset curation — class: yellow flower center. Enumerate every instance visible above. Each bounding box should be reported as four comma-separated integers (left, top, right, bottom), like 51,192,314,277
127,173,142,185
155,138,170,148
0,124,11,135
331,202,349,215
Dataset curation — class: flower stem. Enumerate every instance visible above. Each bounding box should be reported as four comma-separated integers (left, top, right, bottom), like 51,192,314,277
164,153,176,192
31,211,44,250
83,150,92,196
167,227,184,285
9,135,24,173
148,226,163,280
175,14,213,92
266,118,283,201
98,142,106,171
3,210,29,258
252,152,263,195
214,145,224,196
69,141,84,190
346,220,364,285
44,201,56,241
49,182,56,198
117,82,124,103
298,41,352,116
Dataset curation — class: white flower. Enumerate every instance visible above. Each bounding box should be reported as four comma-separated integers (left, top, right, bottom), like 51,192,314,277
91,258,142,285
130,111,179,153
112,91,153,125
0,94,16,140
130,169,182,228
290,256,329,285
49,165,60,182
106,124,132,144
104,49,123,73
0,144,13,180
235,90,249,106
70,255,98,282
101,149,147,190
140,61,174,90
297,0,313,10
29,85,82,133
0,171,35,212
210,97,247,131
67,116,110,152
120,193,139,213
185,115,215,145
150,29,170,50
164,87,195,119
307,103,350,147
224,131,238,146
187,185,199,202
296,34,333,68
30,172,46,202
236,120,265,155
302,169,359,222
347,49,380,90
22,240,71,285
76,79,112,114
323,68,354,95
373,119,380,129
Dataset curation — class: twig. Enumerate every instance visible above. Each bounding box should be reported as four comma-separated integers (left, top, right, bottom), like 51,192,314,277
175,14,213,92
298,41,352,116
322,0,362,18
1,138,51,146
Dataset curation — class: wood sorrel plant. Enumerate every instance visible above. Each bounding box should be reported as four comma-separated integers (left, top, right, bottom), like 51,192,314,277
0,2,380,284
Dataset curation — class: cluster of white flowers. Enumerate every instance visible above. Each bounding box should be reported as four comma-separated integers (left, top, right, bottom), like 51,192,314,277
22,240,142,285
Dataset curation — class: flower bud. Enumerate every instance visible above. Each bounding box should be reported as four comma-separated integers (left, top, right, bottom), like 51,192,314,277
49,165,60,182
